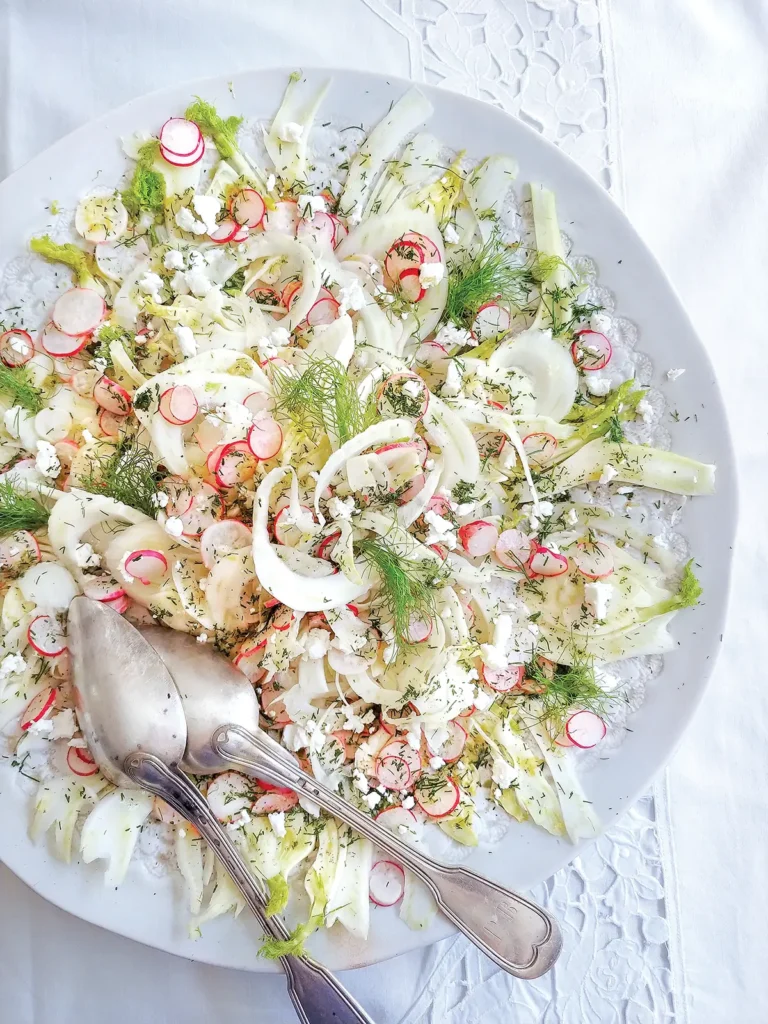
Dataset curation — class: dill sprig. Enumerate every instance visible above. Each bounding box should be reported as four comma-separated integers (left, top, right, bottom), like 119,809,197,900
0,479,50,535
357,535,448,647
0,364,46,413
79,435,159,517
520,656,616,734
271,356,377,444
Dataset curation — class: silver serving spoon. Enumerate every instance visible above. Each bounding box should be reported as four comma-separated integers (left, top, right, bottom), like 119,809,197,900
141,625,562,979
69,597,376,1024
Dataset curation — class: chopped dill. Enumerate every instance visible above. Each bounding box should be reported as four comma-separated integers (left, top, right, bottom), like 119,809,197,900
0,478,50,535
79,435,159,517
0,364,45,413
606,414,625,444
223,268,246,297
520,655,616,733
91,324,136,368
270,355,377,444
451,480,480,505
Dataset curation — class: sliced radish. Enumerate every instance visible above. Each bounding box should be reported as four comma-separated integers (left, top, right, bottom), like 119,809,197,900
328,213,348,248
123,549,168,586
20,687,57,731
374,805,420,841
495,530,534,572
257,678,292,727
458,520,499,558
0,530,41,574
426,720,467,763
481,663,524,692
93,375,132,415
384,238,425,282
274,504,314,546
522,432,559,466
161,477,195,518
572,330,612,371
306,296,340,327
160,137,204,167
231,223,249,243
200,520,252,569
27,615,67,657
415,340,449,370
234,637,268,684
316,531,341,560
247,286,283,316
247,417,283,460
67,745,99,777
105,593,131,615
297,211,336,249
572,541,615,580
369,860,405,907
75,193,129,243
83,576,125,602
401,231,440,264
476,432,506,463
414,777,460,818
565,710,607,749
244,391,275,417
52,289,105,337
398,267,426,303
403,613,432,644
427,495,452,518
160,118,202,157
206,771,254,822
39,322,87,359
375,438,429,468
159,385,198,425
0,329,33,367
265,200,300,236
208,217,239,244
98,409,123,438
377,372,429,419
473,302,511,341
377,738,422,782
529,545,569,577
229,188,266,229
376,755,412,791
281,279,302,309
71,368,100,397
458,705,475,718
215,441,258,488
252,791,299,814
194,417,227,457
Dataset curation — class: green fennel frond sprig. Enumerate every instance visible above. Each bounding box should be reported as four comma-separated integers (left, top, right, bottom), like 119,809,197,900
270,356,378,445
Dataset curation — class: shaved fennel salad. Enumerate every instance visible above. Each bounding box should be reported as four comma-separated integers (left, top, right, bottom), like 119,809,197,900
0,73,715,953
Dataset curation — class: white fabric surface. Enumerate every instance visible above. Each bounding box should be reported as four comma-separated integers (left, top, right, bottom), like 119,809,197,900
0,0,760,1021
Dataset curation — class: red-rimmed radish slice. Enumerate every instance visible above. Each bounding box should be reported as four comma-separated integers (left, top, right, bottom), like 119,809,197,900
75,193,129,243
522,432,559,466
403,613,432,644
264,200,299,236
384,238,425,283
398,267,426,303
375,438,429,468
427,494,452,517
401,230,440,264
252,791,299,814
377,372,429,419
160,117,202,156
93,375,132,415
206,771,254,822
481,663,524,692
0,329,33,367
374,805,420,840
472,302,511,341
398,473,426,504
274,504,314,546
571,330,612,371
234,638,268,684
215,441,258,488
20,687,57,731
159,385,198,425
27,615,67,657
458,705,475,718
66,745,99,777
415,340,449,369
0,530,41,574
306,296,340,327
258,678,292,727
297,211,336,249
315,531,341,560
70,368,100,397
528,545,569,577
159,137,204,167
281,279,302,309
495,529,534,572
229,187,266,228
160,477,195,518
53,439,78,466
376,755,413,791
565,710,607,749
426,720,467,763
572,541,615,580
458,520,499,558
476,431,506,462
369,860,405,907
247,417,283,460
52,288,105,337
124,549,168,586
231,223,249,243
244,391,275,417
414,777,460,818
40,321,89,358
200,519,252,569
247,286,283,316
208,217,239,244
377,738,422,781
328,213,348,247
105,593,131,615
83,576,125,602
98,409,123,438
554,730,575,748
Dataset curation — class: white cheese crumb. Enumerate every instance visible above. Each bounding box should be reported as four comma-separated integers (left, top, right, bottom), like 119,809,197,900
566,508,579,526
537,500,554,517
266,173,276,192
3,406,23,438
282,723,310,751
50,709,77,740
175,206,207,235
192,194,222,234
268,327,290,348
35,440,60,478
435,321,474,352
297,194,326,219
279,121,304,143
584,580,614,620
353,770,370,795
473,687,494,712
598,464,618,486
151,491,169,510
163,249,185,271
27,719,54,737
196,633,208,644
267,811,286,837
74,542,101,568
441,358,464,397
586,376,612,397
137,271,164,298
164,516,184,538
401,796,415,810
666,367,686,381
0,652,26,680
327,495,356,521
172,324,196,359
303,628,331,660
443,223,460,244
364,791,382,809
419,262,445,289
491,757,516,790
428,756,445,771
337,278,366,315
636,398,653,423
184,263,212,298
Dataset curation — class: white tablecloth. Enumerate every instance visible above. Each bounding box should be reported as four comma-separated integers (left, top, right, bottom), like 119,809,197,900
0,0,762,1020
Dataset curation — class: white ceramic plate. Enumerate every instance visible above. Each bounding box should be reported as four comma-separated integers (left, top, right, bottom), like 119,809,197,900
0,67,736,972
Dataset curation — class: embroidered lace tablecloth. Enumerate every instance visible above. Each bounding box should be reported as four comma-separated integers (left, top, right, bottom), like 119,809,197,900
0,1,760,1021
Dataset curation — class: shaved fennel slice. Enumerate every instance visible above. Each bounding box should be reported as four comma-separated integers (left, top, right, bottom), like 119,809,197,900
336,205,443,264
264,75,329,185
338,88,433,222
422,395,480,490
30,774,106,862
548,440,716,496
110,338,147,389
489,328,579,422
242,232,322,331
463,155,519,243
325,826,372,939
304,313,355,368
191,859,245,937
357,300,409,358
47,491,150,584
80,789,154,887
312,418,413,513
254,467,368,611
113,257,152,328
175,829,206,915
400,871,438,931
364,131,443,218
103,521,177,603
398,460,443,528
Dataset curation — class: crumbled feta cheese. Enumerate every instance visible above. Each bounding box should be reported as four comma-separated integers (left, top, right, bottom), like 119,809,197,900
184,263,212,298
491,757,516,790
3,406,23,438
266,173,276,192
283,722,310,751
423,509,458,549
666,367,685,382
303,628,331,660
598,464,618,486
175,206,207,235
0,652,26,680
50,709,77,740
297,194,326,219
589,311,612,334
537,500,555,517
268,327,290,348
441,358,464,397
163,248,185,271
419,262,445,289
268,811,287,837
169,271,190,296
435,321,474,352
636,398,653,423
401,378,421,399
473,687,495,712
216,401,253,439
346,206,362,226
443,223,460,244
401,795,415,810
337,278,367,315
164,516,184,538
586,376,612,397
137,271,164,299
192,194,222,234
151,491,169,510
566,508,579,526
27,719,54,737
428,756,445,771
327,495,356,521
74,542,101,568
404,720,422,750
479,614,514,671
584,580,614,620
353,770,370,795
256,335,279,360
35,440,60,478
364,791,382,809
279,121,304,143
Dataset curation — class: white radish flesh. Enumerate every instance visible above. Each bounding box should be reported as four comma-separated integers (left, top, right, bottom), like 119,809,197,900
528,546,569,577
229,188,266,228
297,212,336,250
252,792,299,814
160,118,203,157
458,520,499,558
206,771,254,822
369,860,405,906
376,755,412,791
52,289,105,337
19,562,78,613
572,541,615,579
200,520,252,569
398,267,425,302
75,192,129,243
473,302,511,341
565,710,606,749
374,805,421,843
67,745,99,777
426,720,467,763
209,217,239,243
0,329,33,366
215,442,258,487
247,418,283,460
403,613,432,644
481,663,524,692
124,549,168,586
377,738,421,782
264,200,299,236
20,687,57,731
522,432,559,466
414,777,460,818
83,576,125,602
40,322,89,357
571,331,612,371
28,614,67,656
0,530,41,574
306,296,340,327
159,385,198,425
93,376,132,415
495,529,533,572
160,138,204,167
35,407,73,443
